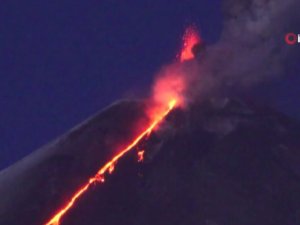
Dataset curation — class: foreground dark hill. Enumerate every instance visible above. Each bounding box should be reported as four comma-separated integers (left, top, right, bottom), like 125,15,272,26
1,98,300,225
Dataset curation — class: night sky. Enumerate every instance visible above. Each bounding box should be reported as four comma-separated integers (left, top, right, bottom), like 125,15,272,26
0,0,299,170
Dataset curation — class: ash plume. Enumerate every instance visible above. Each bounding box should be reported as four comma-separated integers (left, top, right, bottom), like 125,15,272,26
152,0,300,107
214,0,299,84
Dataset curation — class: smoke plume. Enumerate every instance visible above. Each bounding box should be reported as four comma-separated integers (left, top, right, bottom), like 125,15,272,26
151,0,300,108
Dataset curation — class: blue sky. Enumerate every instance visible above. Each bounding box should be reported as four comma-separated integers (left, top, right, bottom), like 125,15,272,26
0,0,299,169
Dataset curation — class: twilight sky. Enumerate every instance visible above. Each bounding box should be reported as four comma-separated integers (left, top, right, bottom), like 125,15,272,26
0,0,299,169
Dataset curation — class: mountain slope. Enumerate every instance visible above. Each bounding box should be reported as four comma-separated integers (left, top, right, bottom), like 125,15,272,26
1,98,300,225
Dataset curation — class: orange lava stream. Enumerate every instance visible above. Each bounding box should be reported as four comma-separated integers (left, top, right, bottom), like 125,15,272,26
44,99,177,225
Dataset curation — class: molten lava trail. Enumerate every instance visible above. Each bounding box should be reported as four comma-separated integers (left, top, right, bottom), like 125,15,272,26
44,99,177,225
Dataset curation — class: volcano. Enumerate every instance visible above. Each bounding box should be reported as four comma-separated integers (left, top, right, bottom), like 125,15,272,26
1,98,300,225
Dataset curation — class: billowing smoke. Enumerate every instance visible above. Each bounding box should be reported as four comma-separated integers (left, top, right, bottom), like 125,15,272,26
204,0,300,86
151,0,300,108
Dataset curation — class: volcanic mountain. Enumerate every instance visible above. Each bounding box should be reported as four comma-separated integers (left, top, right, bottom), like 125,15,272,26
1,98,300,225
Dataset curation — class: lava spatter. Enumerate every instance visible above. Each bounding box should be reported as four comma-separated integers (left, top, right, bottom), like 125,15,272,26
180,26,201,62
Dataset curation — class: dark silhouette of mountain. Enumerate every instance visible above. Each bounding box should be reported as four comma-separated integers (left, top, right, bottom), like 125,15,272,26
1,98,300,225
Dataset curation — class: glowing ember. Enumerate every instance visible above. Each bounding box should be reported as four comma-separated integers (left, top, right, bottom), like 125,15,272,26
44,99,177,225
180,26,201,62
137,150,145,162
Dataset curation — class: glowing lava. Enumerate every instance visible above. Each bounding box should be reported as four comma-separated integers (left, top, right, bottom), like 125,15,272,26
44,25,198,225
180,26,201,62
44,99,177,225
137,150,145,162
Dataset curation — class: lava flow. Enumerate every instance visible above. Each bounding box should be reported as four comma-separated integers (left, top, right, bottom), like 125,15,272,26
44,25,200,225
137,150,145,162
44,99,177,225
